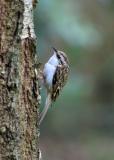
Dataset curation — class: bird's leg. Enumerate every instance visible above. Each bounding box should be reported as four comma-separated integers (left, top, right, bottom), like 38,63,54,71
34,61,43,80
38,70,43,80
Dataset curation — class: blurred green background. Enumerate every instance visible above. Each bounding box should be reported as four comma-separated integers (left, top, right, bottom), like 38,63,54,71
34,0,114,159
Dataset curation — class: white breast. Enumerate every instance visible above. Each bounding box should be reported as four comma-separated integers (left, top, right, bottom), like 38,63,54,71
43,52,59,88
47,53,59,66
43,63,56,87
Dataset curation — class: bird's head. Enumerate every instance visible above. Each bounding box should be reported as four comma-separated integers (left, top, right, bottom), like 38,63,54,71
52,47,69,65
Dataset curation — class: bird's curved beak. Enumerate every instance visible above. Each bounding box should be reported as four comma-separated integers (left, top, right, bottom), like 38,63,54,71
52,47,58,53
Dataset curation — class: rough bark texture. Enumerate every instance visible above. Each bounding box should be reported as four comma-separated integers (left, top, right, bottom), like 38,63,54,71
0,1,40,159
19,39,39,159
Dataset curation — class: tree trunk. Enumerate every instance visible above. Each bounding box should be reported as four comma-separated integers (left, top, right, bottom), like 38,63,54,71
0,0,40,159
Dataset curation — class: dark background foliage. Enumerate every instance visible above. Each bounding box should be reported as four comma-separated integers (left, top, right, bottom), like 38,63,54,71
34,0,114,159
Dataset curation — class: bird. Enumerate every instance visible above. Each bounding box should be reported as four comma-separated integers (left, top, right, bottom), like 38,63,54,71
39,47,69,124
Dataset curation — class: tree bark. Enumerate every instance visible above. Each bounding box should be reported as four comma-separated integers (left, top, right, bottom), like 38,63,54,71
0,0,40,159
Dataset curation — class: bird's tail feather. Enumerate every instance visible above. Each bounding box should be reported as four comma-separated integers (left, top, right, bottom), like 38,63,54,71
39,93,51,125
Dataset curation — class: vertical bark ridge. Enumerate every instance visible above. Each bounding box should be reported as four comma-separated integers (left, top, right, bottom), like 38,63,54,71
19,38,39,159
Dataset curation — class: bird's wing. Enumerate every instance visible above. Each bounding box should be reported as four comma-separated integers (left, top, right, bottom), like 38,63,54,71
51,65,69,101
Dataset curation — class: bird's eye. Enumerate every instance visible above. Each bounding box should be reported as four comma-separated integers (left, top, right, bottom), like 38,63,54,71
56,54,61,60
